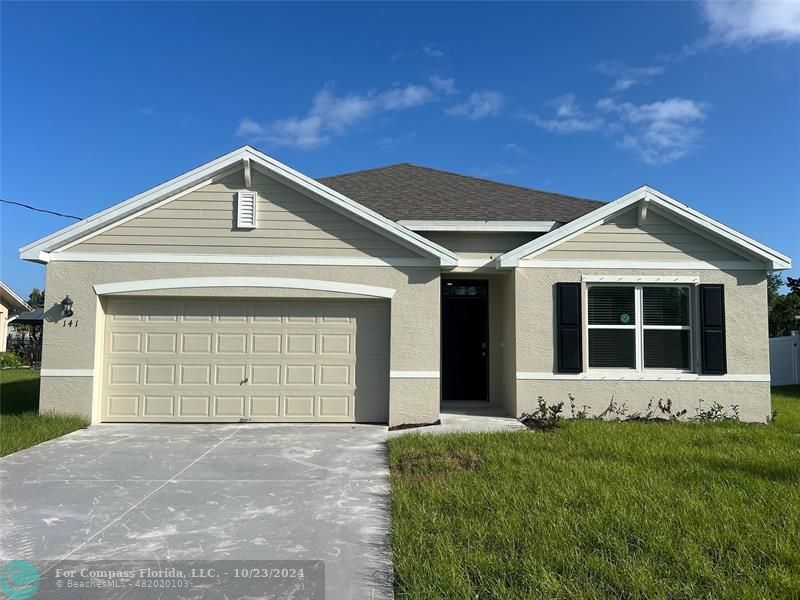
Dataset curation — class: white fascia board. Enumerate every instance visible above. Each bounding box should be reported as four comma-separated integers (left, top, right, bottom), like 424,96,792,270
0,281,32,311
93,277,396,299
20,146,459,267
398,220,558,232
498,185,791,270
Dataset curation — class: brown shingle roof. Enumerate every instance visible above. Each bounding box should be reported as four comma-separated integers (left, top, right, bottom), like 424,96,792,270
318,163,604,223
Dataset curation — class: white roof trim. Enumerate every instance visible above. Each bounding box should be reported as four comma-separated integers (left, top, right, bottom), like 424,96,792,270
20,146,459,267
0,281,31,311
398,220,558,232
93,277,396,299
497,185,791,270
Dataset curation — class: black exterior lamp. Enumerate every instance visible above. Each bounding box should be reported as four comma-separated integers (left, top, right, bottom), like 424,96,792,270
61,295,74,317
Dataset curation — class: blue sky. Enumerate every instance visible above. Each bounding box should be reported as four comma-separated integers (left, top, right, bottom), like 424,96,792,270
2,1,798,297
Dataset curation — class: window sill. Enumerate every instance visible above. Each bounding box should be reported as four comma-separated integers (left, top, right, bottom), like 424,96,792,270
517,372,769,382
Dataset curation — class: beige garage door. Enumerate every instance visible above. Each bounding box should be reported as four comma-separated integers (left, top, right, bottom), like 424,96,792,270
101,298,389,423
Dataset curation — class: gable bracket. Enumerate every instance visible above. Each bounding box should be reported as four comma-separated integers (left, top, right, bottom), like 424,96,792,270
637,194,651,226
243,157,252,188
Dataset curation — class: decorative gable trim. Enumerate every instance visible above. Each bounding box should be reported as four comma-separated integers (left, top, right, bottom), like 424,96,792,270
498,186,791,270
19,146,459,266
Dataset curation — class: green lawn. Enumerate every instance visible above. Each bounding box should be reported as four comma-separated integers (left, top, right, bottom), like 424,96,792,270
389,386,800,599
0,369,89,457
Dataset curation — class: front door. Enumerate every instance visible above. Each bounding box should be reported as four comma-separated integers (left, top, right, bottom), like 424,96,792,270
441,279,488,401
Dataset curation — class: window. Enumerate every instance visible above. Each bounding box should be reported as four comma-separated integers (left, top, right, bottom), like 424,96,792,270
588,285,691,371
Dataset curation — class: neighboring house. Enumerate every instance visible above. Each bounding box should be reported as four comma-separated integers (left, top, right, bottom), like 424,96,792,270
0,281,31,352
6,306,45,366
19,146,791,425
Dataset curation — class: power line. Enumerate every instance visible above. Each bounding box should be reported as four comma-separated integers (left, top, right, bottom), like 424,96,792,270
0,198,83,221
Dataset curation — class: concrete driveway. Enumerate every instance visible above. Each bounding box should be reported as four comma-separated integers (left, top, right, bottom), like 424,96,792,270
0,424,391,599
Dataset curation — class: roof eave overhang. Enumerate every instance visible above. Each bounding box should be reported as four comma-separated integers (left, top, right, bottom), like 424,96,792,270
497,185,792,271
19,146,459,268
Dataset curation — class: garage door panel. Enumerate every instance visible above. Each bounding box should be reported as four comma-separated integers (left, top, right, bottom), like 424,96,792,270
109,364,140,385
252,334,281,354
251,396,280,417
216,364,247,385
180,396,211,417
214,396,247,417
145,364,176,385
110,332,142,353
103,298,388,422
182,333,213,353
217,333,248,354
108,395,139,417
143,395,174,417
284,395,315,417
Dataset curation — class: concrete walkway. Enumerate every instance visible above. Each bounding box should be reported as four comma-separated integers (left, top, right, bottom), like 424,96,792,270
390,404,525,436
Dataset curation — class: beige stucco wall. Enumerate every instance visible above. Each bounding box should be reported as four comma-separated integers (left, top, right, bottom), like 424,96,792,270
513,267,772,422
40,261,441,426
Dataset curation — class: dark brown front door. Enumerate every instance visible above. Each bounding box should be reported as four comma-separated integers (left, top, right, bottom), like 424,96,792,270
441,279,488,401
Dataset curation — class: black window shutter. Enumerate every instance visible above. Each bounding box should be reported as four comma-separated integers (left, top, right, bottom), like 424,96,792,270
699,284,727,374
556,283,583,373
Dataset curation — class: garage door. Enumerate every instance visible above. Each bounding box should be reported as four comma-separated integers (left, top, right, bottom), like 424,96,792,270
101,298,389,423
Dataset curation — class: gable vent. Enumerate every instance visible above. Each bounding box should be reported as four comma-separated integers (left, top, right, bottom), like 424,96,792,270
236,191,257,229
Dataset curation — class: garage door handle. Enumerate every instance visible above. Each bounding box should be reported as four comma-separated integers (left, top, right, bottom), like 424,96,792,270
240,377,249,385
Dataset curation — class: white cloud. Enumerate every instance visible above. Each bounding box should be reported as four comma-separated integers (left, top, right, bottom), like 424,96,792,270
700,0,800,44
595,62,665,92
597,97,710,165
237,83,437,149
503,142,529,157
525,94,604,133
381,84,434,109
430,75,457,95
422,44,446,58
446,91,505,120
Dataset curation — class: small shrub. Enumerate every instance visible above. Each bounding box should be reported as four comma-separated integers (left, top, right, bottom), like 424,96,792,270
568,393,591,419
694,399,741,422
520,396,564,431
0,352,23,368
658,398,688,421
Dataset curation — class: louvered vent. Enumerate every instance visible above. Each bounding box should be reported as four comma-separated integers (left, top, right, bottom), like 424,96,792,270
236,191,257,229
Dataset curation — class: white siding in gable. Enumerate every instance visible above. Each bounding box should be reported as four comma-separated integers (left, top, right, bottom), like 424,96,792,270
69,169,421,258
534,208,753,263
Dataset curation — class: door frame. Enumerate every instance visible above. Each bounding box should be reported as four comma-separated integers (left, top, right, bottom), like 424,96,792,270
440,278,490,402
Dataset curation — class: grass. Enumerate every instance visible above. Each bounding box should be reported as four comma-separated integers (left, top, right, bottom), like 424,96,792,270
0,368,89,457
389,386,800,599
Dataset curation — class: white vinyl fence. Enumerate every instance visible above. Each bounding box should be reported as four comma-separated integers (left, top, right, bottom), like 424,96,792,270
769,332,800,386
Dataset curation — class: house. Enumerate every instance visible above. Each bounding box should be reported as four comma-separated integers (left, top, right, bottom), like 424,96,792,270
19,146,791,425
0,281,31,352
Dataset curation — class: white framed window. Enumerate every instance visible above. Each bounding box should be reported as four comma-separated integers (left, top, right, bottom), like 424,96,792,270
587,284,692,371
236,191,257,229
